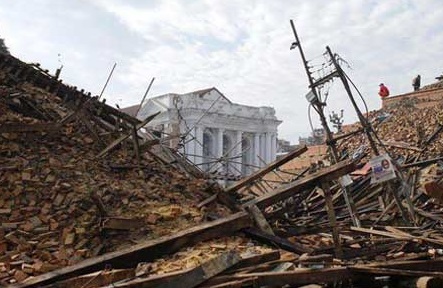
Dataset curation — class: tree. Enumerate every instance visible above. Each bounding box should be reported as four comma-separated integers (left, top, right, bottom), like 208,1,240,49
0,37,9,55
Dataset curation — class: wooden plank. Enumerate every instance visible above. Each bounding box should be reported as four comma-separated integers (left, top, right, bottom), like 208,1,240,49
245,204,275,235
350,266,443,277
321,183,343,258
350,226,443,247
131,125,141,164
14,212,251,288
370,259,443,271
402,157,443,169
202,267,354,287
106,251,241,288
96,111,160,158
49,269,135,288
201,278,256,288
227,250,280,272
0,122,60,133
247,159,355,209
225,146,308,193
242,227,314,254
381,141,422,152
139,135,180,152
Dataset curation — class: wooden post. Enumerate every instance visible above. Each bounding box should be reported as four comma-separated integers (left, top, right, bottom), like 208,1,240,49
132,125,141,165
321,183,343,258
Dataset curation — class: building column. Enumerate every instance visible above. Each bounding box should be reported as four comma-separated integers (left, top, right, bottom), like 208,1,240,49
216,128,224,173
265,132,272,164
234,130,242,176
259,133,266,167
185,127,196,163
254,133,260,171
195,126,204,166
270,133,276,162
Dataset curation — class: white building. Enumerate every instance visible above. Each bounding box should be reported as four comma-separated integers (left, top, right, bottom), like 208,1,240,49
124,87,281,177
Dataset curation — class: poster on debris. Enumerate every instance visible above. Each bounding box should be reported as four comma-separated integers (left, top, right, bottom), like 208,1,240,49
369,154,397,184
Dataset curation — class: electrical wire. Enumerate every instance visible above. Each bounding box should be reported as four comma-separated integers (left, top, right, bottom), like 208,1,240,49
342,70,369,117
307,103,316,135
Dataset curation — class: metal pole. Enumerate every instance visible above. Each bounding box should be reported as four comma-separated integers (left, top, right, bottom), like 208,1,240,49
290,20,360,228
325,46,414,225
135,77,155,117
98,62,117,100
325,46,380,155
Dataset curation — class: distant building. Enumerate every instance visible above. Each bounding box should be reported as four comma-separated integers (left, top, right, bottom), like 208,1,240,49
298,128,325,146
277,139,291,153
122,87,282,177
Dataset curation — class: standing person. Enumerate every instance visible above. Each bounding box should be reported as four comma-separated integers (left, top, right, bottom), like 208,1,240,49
378,83,390,98
412,74,421,91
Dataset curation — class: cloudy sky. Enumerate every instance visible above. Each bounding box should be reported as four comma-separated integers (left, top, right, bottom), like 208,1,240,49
1,0,442,143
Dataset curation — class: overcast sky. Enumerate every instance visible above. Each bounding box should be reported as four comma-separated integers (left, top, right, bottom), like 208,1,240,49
1,0,442,143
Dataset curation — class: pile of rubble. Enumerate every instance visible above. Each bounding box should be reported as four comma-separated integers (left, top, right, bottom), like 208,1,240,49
4,52,443,288
0,54,234,285
338,99,443,162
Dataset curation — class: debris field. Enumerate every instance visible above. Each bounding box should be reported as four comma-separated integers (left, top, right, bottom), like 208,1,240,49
2,52,443,288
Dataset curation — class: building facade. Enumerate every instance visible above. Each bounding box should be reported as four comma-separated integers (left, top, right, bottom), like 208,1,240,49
126,87,281,177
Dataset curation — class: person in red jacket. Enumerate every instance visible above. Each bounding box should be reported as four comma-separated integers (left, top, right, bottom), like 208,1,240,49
378,83,390,98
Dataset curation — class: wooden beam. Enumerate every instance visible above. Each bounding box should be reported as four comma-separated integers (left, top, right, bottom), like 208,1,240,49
381,141,422,152
139,135,181,152
350,226,443,247
365,259,443,278
225,146,308,193
350,266,443,277
14,212,251,288
131,125,141,164
331,127,364,142
96,111,160,158
245,204,275,235
202,267,354,287
107,251,241,288
242,228,314,254
246,159,355,209
321,183,343,258
402,157,443,169
49,269,135,288
227,250,280,272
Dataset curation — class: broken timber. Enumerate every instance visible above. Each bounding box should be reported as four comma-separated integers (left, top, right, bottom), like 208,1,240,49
202,267,354,287
14,212,251,288
107,251,241,288
96,111,160,158
225,145,307,193
246,159,356,209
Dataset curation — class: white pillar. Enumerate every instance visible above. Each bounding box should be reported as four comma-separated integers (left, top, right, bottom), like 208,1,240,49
270,133,276,162
265,132,272,164
254,133,260,171
195,126,204,166
259,133,266,167
216,128,224,173
234,131,242,176
185,128,195,163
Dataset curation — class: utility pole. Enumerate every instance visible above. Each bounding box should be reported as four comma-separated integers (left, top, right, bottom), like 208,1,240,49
326,46,380,155
325,46,414,224
290,20,360,258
